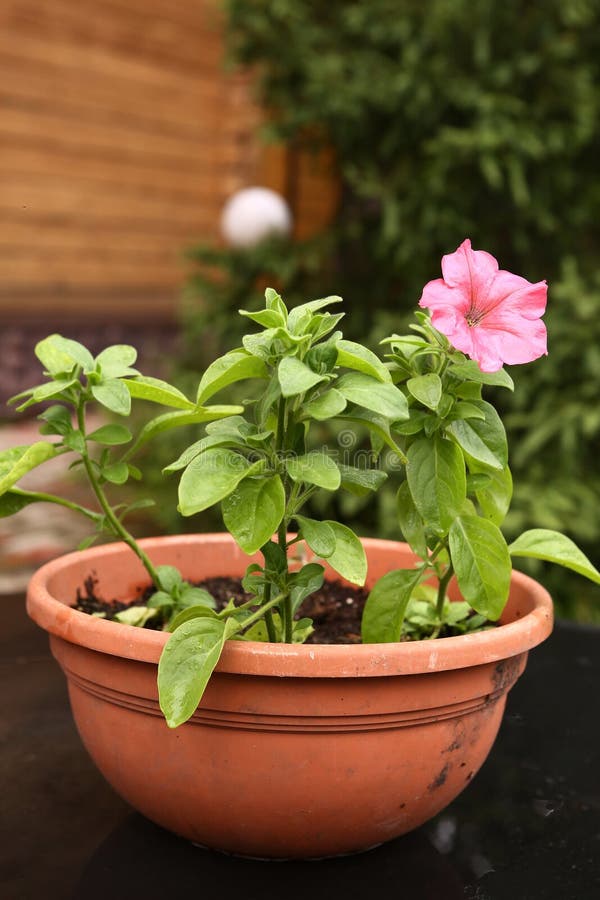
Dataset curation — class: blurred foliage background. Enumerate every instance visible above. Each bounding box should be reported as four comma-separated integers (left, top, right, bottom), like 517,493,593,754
153,0,600,621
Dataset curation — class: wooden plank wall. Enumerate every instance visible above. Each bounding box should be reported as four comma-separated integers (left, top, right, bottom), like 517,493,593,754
0,0,339,321
0,0,263,319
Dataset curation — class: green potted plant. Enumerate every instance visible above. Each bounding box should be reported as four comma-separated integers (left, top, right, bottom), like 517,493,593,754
7,240,599,858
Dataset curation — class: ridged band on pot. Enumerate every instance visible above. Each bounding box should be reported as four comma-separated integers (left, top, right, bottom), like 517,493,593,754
26,535,553,858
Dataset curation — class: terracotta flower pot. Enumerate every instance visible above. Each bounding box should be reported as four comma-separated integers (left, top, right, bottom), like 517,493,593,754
26,534,553,859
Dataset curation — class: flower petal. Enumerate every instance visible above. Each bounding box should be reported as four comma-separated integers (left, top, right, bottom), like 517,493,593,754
419,279,474,352
467,329,507,372
482,272,548,320
477,319,547,367
441,239,499,300
419,278,468,313
439,317,475,358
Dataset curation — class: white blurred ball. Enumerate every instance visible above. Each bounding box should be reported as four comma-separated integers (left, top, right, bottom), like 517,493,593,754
221,187,292,248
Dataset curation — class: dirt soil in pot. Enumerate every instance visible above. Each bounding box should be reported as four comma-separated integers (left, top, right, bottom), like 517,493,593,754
74,575,370,644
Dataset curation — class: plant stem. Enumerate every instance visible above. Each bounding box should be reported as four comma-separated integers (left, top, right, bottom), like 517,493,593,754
275,393,295,643
76,402,161,588
287,481,302,516
276,394,286,454
10,488,102,523
428,541,446,564
218,595,261,617
262,583,278,642
239,592,286,633
436,561,454,621
258,391,286,642
392,444,409,466
277,519,294,642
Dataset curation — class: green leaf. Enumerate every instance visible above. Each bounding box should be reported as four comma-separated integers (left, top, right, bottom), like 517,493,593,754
338,464,387,495
287,296,342,332
222,475,285,554
264,287,287,317
509,529,600,584
450,360,514,391
261,540,288,577
396,481,428,558
167,604,220,633
362,568,424,642
158,617,233,727
38,405,73,436
339,410,405,457
452,402,486,421
95,345,138,377
406,374,443,410
278,356,327,398
164,434,241,473
0,490,38,517
449,515,512,620
0,443,58,496
91,379,131,416
241,564,264,597
448,400,507,470
205,415,249,437
62,430,86,454
178,449,256,515
155,565,182,592
285,451,341,490
256,373,281,423
123,376,194,410
291,617,315,643
337,373,408,420
407,435,466,535
466,473,492,492
178,585,216,610
289,563,325,612
35,334,94,374
128,406,243,455
323,521,367,585
238,616,280,642
301,295,343,313
296,515,336,558
307,314,344,342
16,377,79,410
147,591,175,610
305,338,339,375
102,462,129,485
392,409,429,436
243,327,303,359
336,340,392,383
472,463,513,525
239,307,286,328
304,388,347,420
383,332,429,349
114,606,158,627
454,382,483,401
87,424,132,445
196,350,268,404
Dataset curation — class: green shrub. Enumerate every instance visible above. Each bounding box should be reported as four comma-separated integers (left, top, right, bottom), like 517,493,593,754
178,0,600,621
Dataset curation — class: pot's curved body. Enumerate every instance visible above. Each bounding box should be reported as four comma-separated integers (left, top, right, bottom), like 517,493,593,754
27,535,552,858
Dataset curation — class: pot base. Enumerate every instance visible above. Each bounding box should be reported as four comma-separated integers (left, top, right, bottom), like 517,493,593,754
191,839,385,862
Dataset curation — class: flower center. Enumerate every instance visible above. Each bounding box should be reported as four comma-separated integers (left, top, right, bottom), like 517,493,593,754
465,307,485,327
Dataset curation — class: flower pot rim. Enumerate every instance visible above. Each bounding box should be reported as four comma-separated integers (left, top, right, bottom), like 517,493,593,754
26,533,553,678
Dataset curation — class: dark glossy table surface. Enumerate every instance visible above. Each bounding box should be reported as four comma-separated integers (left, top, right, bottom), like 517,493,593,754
2,593,599,900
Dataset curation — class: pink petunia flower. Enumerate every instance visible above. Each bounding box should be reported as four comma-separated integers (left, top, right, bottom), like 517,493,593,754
419,239,548,372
